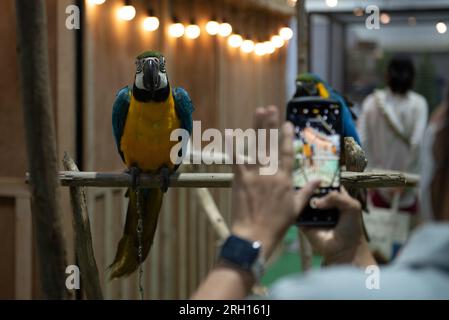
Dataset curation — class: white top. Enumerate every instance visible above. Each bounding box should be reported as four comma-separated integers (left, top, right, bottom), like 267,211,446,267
357,88,428,207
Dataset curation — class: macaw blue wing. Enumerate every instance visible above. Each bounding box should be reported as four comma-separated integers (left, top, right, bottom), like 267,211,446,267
297,73,361,146
112,86,131,162
173,87,195,135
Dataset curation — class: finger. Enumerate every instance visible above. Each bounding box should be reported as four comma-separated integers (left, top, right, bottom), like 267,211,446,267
314,191,360,213
253,107,266,130
265,105,280,129
295,180,321,213
340,186,349,196
225,131,247,177
279,122,295,173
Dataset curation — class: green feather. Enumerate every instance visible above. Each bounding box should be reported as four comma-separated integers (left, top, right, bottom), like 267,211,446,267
136,51,163,60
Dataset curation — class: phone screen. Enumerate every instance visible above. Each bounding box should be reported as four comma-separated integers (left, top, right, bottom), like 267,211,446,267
287,98,342,226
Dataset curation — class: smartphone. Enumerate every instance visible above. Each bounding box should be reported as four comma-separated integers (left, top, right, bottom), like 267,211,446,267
286,97,342,227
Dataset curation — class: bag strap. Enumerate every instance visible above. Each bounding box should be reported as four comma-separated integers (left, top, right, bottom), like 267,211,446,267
374,92,412,148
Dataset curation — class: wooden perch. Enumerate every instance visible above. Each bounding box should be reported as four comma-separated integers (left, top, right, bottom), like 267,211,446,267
42,170,419,189
62,153,103,300
195,188,230,240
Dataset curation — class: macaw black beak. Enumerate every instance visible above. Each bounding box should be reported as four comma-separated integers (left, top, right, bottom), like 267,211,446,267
143,59,160,92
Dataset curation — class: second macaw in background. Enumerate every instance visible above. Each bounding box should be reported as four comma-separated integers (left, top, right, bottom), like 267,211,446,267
110,51,194,279
294,73,367,171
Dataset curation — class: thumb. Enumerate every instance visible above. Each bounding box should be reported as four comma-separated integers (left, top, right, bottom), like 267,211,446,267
294,180,321,215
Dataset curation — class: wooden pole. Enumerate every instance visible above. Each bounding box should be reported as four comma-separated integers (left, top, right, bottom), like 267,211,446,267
296,0,313,272
62,153,103,300
195,188,230,240
297,0,309,74
15,0,69,299
41,170,419,189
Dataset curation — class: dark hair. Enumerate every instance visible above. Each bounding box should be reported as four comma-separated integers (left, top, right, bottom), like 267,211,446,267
431,90,449,220
387,55,415,95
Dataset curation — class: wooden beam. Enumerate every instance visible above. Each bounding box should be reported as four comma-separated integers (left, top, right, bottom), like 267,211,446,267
15,0,69,299
29,170,420,189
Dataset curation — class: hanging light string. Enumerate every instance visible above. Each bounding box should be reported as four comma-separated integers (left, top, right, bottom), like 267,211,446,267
92,0,294,49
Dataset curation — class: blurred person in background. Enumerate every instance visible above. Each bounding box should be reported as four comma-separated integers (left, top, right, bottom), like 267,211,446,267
358,55,428,214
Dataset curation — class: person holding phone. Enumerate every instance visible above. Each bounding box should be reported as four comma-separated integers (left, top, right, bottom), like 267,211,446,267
192,99,449,300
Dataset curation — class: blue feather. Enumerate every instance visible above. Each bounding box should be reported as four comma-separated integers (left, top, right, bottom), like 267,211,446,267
173,87,195,135
112,86,131,162
300,73,361,146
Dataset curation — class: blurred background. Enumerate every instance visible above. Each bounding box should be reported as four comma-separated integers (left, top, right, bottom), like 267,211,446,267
0,0,448,299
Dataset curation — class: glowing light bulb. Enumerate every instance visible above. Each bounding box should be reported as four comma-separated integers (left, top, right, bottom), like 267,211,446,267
143,16,160,31
228,34,243,48
353,7,364,17
254,43,266,56
325,0,338,8
264,41,275,54
169,23,185,38
436,22,448,34
279,27,293,40
206,20,220,35
380,13,391,24
185,24,201,39
241,40,255,53
271,35,284,48
117,5,136,21
218,22,232,37
88,0,106,5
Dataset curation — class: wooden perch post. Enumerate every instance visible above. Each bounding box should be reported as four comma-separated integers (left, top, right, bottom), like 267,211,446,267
16,0,68,299
62,153,103,300
48,170,419,189
195,188,230,240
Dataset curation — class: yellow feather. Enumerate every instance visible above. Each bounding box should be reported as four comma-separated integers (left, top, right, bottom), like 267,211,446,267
120,91,180,172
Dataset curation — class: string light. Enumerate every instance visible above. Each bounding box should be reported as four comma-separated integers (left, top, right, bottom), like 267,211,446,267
436,22,448,34
185,22,201,39
241,39,255,53
264,41,275,54
219,22,233,37
143,9,159,31
325,0,338,8
353,7,364,17
228,34,243,48
117,1,136,21
279,27,293,40
380,13,391,24
169,19,185,38
88,0,106,5
206,20,220,35
271,35,284,48
254,42,266,56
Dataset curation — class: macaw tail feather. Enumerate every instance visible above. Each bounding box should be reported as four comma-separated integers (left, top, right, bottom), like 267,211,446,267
109,187,163,279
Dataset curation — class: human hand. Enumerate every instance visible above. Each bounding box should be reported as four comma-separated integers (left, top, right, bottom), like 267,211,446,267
299,188,375,267
230,106,320,260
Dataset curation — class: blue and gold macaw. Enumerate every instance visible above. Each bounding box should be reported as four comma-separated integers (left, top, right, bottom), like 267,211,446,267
110,51,194,279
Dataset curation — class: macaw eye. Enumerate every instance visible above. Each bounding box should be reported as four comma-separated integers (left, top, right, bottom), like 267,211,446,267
159,58,166,73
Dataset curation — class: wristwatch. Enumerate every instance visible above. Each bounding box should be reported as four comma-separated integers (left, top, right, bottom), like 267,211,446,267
218,235,266,281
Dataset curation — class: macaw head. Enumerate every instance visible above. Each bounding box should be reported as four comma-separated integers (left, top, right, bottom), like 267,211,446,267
134,51,169,94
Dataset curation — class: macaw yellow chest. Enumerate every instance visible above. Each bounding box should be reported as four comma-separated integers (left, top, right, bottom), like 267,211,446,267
120,93,180,172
